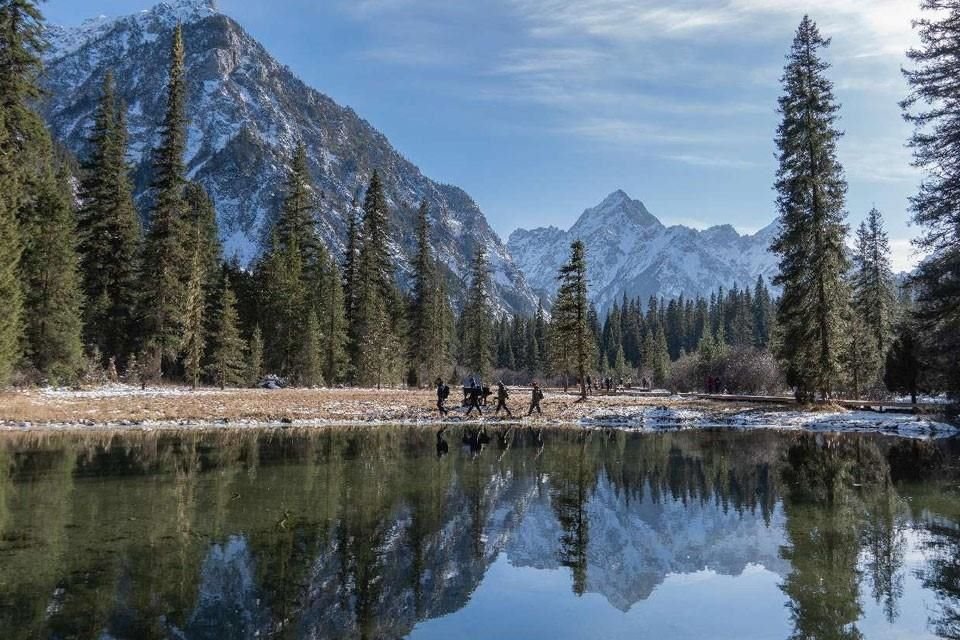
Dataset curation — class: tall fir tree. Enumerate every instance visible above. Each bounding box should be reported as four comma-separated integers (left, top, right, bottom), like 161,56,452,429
2,0,84,382
902,2,960,393
0,109,22,385
19,162,85,382
851,208,895,373
139,23,189,377
351,171,400,387
771,16,850,401
207,279,247,389
407,201,437,385
462,247,495,378
77,73,141,366
554,240,593,399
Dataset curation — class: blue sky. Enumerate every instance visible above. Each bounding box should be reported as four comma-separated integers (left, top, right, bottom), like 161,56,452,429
43,0,923,270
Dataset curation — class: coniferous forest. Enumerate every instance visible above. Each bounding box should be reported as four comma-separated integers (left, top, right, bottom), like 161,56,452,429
0,2,958,404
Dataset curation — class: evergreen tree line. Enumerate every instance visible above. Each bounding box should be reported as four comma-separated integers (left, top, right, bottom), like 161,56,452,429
1,3,958,403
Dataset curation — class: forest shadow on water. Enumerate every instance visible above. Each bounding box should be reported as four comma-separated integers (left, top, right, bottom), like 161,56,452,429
0,426,958,640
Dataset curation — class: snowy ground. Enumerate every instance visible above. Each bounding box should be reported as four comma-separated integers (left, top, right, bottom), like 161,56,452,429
578,404,958,439
0,386,956,439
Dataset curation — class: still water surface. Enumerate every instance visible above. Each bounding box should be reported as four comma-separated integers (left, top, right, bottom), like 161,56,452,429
0,426,958,639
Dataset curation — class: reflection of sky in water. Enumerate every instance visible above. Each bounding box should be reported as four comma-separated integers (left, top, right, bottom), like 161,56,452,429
0,429,957,639
410,513,942,640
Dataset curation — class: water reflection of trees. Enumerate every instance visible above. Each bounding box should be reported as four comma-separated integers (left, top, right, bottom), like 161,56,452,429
0,428,957,638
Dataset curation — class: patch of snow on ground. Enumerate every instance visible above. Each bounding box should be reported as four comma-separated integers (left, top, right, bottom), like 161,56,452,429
722,409,958,439
580,406,706,428
39,383,223,399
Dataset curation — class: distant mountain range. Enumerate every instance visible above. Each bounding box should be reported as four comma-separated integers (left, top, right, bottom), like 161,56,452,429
40,0,538,314
508,190,780,311
41,0,781,316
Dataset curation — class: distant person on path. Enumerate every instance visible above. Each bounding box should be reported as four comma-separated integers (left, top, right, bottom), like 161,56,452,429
436,378,449,416
494,381,512,417
586,375,593,396
527,382,544,416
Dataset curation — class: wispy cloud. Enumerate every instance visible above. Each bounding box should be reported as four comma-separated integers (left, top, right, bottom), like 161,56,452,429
666,153,760,169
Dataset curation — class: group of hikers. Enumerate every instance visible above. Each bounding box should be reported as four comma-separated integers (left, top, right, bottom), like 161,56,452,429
435,376,544,418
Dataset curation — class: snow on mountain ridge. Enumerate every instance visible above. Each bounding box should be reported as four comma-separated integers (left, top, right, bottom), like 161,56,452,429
508,190,780,311
41,0,537,315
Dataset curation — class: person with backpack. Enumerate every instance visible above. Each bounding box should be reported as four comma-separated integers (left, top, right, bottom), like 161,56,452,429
465,377,483,417
527,381,544,416
436,377,450,417
494,380,512,417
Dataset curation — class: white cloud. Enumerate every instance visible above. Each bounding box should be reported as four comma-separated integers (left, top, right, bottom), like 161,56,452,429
666,153,760,169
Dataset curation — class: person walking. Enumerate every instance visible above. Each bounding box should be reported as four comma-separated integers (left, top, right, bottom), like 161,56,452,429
465,379,483,417
436,378,449,416
494,380,513,417
527,381,544,416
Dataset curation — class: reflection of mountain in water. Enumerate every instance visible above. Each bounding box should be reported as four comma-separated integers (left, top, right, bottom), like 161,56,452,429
506,474,789,611
0,429,957,639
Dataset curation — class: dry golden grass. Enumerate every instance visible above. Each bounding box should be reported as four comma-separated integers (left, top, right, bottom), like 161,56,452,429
0,385,755,428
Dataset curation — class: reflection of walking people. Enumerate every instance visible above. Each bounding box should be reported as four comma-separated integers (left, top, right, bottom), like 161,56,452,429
527,382,544,416
436,378,449,416
495,381,512,417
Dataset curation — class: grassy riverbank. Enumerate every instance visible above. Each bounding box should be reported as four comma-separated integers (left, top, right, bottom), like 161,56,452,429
0,385,956,438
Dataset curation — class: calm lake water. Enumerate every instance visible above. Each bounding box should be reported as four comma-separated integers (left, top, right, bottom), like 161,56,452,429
0,426,958,640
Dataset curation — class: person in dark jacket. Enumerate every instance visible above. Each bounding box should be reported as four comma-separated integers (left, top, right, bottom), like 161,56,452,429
465,379,483,416
527,382,544,416
494,381,512,417
436,378,449,416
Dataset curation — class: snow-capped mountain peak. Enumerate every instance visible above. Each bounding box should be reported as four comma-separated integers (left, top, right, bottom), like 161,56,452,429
41,0,537,314
45,0,219,61
571,189,662,235
508,190,779,310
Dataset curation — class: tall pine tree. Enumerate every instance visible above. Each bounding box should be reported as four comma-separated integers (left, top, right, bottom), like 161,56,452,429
78,72,141,366
851,208,895,377
902,0,960,394
407,201,437,385
139,23,189,378
351,171,400,387
19,161,84,382
771,16,850,401
554,240,593,400
462,247,494,378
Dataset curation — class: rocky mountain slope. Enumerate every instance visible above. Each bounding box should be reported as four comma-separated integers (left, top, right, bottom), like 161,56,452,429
41,0,537,314
508,190,779,311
